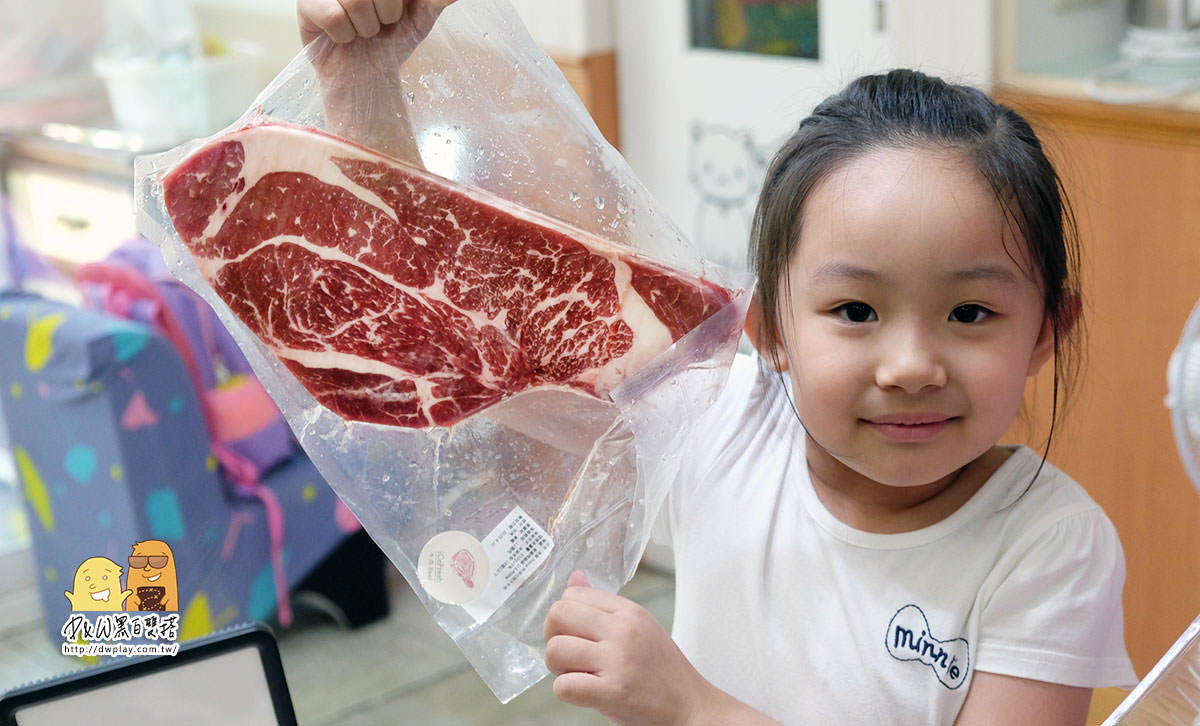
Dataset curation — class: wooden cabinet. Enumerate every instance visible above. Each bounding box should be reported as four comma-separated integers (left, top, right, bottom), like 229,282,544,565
551,51,620,150
995,89,1200,679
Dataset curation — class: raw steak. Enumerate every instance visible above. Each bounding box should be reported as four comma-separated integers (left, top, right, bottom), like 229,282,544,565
163,122,733,428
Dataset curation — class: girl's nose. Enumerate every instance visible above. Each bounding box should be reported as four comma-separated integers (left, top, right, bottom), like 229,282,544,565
874,328,948,393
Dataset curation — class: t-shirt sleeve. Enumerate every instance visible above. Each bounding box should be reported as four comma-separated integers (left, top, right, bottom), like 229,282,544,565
652,352,762,549
974,506,1137,688
650,495,674,547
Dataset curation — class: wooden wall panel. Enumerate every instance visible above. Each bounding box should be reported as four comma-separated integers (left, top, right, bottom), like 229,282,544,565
552,51,620,150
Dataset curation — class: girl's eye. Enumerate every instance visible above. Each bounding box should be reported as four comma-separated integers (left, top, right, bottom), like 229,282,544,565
834,302,877,323
950,304,992,323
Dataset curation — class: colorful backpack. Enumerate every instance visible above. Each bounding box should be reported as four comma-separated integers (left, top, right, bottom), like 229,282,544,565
75,237,302,624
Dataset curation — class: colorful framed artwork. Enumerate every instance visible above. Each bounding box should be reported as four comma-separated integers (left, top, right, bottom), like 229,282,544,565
690,0,819,59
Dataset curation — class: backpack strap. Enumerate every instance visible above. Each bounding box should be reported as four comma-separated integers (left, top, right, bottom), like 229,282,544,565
76,262,207,399
76,259,295,626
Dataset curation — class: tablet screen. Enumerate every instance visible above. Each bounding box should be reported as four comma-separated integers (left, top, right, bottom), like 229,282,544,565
2,625,295,726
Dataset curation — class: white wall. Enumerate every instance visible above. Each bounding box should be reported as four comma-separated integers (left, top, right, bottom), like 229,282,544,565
889,0,994,83
509,0,615,56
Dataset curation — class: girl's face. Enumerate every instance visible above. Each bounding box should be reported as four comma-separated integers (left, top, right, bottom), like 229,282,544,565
776,146,1055,495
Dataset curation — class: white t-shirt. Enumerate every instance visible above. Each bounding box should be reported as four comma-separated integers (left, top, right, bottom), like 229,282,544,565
657,354,1137,724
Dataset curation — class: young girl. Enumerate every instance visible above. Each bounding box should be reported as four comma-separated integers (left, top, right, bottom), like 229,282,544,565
302,3,1136,723
544,71,1138,724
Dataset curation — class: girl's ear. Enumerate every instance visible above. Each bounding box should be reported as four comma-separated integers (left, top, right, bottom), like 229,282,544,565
1027,293,1080,376
744,293,789,372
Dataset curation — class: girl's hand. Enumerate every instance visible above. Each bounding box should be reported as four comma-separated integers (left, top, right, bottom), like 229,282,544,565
294,0,454,158
298,0,456,45
299,0,406,45
544,571,780,726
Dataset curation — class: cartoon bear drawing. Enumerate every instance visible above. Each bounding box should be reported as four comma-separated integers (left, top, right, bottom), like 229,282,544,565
688,122,766,272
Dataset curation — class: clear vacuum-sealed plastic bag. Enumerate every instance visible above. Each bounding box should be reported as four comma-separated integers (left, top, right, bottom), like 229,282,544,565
135,0,751,702
1102,613,1200,725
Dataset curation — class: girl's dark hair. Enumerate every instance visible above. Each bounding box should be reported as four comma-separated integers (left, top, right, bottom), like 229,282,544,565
749,68,1082,451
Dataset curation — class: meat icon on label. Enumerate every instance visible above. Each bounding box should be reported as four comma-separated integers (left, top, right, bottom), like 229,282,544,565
452,548,476,588
417,531,490,605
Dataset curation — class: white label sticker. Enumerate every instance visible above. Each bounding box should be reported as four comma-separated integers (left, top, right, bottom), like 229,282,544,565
462,506,554,623
417,530,490,605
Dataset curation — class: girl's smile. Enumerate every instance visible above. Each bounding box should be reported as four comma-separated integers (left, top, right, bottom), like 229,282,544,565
863,414,959,443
